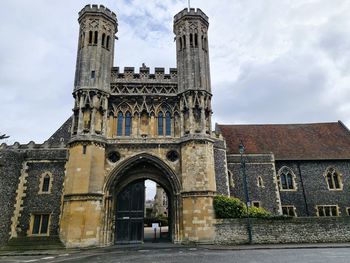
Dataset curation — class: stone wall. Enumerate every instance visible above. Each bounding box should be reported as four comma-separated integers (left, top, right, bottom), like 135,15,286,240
276,160,350,217
0,150,23,245
215,217,350,244
213,139,229,196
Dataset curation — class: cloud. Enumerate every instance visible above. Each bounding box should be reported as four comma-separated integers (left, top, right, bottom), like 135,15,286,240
1,0,350,143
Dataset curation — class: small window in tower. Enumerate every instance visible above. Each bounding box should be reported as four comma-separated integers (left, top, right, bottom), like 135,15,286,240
190,33,193,47
106,36,110,49
117,112,123,136
158,112,164,136
94,31,98,45
81,32,85,48
102,33,106,47
83,145,87,155
88,31,93,44
179,37,183,50
42,175,50,192
182,35,186,49
125,111,132,136
91,71,95,79
195,33,198,47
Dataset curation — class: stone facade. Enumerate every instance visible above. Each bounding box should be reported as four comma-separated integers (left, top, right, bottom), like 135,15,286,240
215,218,350,244
1,4,350,248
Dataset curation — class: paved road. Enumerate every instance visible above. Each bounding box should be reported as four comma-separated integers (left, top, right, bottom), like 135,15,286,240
1,247,350,263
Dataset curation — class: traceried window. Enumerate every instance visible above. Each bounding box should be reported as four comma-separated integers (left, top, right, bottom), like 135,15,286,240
282,206,296,217
125,111,132,136
324,167,342,190
317,205,339,217
158,112,164,136
165,111,171,136
278,167,296,191
31,214,50,235
117,112,123,136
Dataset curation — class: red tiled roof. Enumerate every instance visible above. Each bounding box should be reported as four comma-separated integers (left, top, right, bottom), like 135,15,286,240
217,121,350,160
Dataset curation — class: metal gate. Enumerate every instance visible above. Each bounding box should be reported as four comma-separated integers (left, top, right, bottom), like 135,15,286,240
115,180,145,244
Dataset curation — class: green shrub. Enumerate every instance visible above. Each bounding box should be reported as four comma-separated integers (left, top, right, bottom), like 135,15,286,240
214,195,271,219
213,195,245,218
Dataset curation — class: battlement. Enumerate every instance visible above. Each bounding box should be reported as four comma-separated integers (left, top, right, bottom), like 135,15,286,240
111,67,177,81
174,8,209,24
79,4,117,23
0,140,66,151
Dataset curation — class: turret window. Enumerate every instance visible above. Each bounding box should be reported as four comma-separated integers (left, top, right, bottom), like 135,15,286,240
158,112,164,136
194,33,198,47
80,32,85,48
182,35,186,49
102,33,106,47
125,111,132,136
117,112,123,136
94,31,98,45
179,37,183,50
106,36,110,49
190,33,193,47
88,31,93,44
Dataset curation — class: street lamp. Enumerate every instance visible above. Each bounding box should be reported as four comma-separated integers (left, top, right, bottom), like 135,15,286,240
239,140,252,244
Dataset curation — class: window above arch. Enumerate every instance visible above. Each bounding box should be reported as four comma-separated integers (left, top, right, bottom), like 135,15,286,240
38,172,53,194
125,111,132,136
158,112,164,136
278,166,297,191
324,167,342,190
117,111,123,136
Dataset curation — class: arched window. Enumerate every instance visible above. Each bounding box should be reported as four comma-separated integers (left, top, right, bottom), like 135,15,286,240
81,32,85,48
278,167,296,190
106,36,110,49
190,33,193,47
88,31,93,44
257,176,264,188
94,31,98,44
102,33,106,47
179,37,183,50
117,112,123,136
165,111,171,136
125,111,132,136
325,167,342,190
158,112,164,136
39,172,53,194
182,35,186,49
194,33,198,47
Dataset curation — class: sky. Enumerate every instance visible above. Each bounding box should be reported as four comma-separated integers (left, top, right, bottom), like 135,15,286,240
1,0,349,200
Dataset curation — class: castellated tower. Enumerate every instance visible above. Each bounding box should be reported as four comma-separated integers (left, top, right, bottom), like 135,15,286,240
174,8,217,243
60,5,117,247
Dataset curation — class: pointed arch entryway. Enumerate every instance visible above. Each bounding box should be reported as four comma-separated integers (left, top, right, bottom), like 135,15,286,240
101,153,182,245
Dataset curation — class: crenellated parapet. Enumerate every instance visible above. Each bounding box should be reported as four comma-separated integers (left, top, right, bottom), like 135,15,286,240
174,8,208,25
111,67,177,82
79,4,117,25
0,140,67,150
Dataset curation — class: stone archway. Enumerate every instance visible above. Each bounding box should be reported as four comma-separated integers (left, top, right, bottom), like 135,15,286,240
101,153,181,245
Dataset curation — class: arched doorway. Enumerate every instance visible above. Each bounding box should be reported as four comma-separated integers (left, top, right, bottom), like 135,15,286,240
103,153,181,245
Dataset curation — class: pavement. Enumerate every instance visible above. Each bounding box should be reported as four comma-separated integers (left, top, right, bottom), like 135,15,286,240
1,242,350,257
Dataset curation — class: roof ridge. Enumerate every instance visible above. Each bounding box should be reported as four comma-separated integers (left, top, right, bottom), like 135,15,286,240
217,121,340,127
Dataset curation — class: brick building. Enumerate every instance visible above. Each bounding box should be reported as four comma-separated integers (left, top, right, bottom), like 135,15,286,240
1,4,350,248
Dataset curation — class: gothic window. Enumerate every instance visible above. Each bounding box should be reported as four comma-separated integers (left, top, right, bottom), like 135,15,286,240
317,205,339,217
179,37,183,50
190,33,193,47
94,31,98,44
117,111,123,136
282,206,297,217
80,32,85,48
257,176,264,188
31,214,50,236
182,35,186,48
165,111,171,136
106,36,110,49
324,167,342,190
278,167,297,191
102,33,106,47
83,109,91,131
194,33,198,47
39,172,53,194
125,111,132,136
88,31,93,44
158,112,164,136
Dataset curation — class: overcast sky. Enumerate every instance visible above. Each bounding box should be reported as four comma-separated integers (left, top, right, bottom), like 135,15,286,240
1,0,350,146
1,0,349,200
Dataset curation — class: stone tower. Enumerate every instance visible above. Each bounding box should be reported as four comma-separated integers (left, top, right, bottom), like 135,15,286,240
60,5,118,247
174,8,217,242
